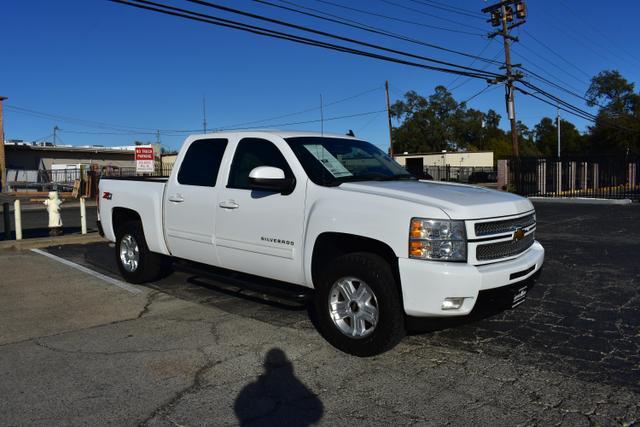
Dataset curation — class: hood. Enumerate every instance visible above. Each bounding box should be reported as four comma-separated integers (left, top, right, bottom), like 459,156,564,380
339,180,533,219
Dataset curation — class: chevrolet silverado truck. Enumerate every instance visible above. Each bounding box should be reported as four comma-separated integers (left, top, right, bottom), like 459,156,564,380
98,131,544,356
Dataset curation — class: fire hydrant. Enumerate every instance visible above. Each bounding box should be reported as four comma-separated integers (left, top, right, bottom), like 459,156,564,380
44,191,63,236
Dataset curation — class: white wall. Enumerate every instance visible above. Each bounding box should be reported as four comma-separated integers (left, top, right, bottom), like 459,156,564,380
394,152,494,167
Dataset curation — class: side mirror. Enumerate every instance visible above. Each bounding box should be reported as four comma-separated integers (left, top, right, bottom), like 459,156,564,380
248,166,295,194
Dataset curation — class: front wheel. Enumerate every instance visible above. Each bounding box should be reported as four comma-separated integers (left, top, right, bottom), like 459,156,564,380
115,221,170,283
312,252,405,356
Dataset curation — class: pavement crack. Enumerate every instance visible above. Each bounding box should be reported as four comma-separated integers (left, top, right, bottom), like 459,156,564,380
137,290,161,319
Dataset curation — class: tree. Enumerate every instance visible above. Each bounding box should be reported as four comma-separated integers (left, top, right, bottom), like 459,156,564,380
585,70,640,155
533,117,584,157
390,86,511,155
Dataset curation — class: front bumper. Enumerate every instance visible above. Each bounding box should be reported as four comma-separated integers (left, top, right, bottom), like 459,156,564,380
398,241,544,316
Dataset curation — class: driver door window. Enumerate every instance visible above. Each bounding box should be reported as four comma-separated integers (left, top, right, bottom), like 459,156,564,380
227,138,294,190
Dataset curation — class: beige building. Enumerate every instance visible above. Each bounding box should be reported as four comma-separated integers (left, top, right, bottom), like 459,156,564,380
394,151,494,177
5,142,137,171
394,151,494,167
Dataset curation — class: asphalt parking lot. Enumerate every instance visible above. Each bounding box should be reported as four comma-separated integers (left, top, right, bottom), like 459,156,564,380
1,202,638,425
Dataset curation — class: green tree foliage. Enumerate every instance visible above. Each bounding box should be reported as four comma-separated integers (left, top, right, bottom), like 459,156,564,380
391,86,514,156
533,117,585,157
585,70,640,155
391,71,639,159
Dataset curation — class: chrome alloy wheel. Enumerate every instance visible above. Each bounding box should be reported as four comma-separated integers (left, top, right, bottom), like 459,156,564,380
119,234,140,273
328,276,379,338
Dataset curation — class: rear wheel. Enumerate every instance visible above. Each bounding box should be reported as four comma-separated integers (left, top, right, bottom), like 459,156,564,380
115,221,170,283
312,252,405,356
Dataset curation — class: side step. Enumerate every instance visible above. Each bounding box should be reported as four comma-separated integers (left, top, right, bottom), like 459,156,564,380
173,259,313,304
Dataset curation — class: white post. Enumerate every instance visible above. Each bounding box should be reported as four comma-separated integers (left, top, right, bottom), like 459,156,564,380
14,199,22,240
80,197,87,235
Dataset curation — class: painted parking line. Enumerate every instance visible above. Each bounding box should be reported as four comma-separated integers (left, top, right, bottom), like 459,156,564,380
30,248,142,295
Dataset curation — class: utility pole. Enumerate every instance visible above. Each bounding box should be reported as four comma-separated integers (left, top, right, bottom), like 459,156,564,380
557,105,561,159
385,80,394,157
482,1,526,158
156,130,162,174
0,96,7,192
320,94,324,136
53,125,59,145
202,97,207,134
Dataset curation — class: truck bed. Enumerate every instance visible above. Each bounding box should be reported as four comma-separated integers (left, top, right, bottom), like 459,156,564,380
100,176,168,182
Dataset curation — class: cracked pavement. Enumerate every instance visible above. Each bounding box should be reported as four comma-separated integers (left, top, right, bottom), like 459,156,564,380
0,202,638,425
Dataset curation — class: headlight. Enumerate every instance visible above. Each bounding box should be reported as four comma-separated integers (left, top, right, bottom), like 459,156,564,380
409,218,467,261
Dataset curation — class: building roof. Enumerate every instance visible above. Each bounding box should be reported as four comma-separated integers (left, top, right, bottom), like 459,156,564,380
394,151,493,157
4,142,136,155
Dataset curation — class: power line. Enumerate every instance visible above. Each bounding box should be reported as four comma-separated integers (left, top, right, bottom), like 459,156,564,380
311,0,485,36
110,0,501,81
406,0,485,20
447,43,500,91
547,1,640,68
461,84,497,104
253,0,503,66
219,109,388,131
378,0,487,31
522,29,590,79
518,66,606,110
516,42,590,87
515,81,635,133
4,105,159,133
510,49,585,95
210,85,383,131
181,0,498,76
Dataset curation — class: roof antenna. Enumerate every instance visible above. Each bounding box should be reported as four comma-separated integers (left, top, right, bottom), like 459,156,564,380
346,129,355,137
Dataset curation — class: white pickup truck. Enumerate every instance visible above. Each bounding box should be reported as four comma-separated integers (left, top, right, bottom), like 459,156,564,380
98,131,544,356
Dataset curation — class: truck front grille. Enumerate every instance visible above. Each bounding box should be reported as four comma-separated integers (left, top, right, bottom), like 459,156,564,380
476,233,535,261
475,213,535,237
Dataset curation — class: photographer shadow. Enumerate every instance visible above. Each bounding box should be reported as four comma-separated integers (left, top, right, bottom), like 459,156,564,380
234,348,323,426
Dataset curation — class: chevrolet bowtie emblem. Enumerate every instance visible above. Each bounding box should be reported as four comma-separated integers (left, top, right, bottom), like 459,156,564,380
513,228,525,241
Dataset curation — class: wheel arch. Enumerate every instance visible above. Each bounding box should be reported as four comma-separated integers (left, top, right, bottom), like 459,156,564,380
310,232,402,297
112,207,143,239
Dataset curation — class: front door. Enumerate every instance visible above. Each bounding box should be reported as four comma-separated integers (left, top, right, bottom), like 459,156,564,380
215,137,306,284
164,137,228,265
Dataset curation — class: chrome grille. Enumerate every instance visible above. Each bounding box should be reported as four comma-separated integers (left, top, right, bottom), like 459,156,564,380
475,213,535,237
476,233,535,261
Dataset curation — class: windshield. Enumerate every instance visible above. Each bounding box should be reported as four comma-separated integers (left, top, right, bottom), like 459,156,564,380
285,137,414,186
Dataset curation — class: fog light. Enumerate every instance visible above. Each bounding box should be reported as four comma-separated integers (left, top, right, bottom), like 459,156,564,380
441,297,465,310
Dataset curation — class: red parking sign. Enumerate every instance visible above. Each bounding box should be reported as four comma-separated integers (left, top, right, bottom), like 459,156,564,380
135,146,155,173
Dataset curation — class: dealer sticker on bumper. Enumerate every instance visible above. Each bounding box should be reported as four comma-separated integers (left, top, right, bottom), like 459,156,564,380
512,286,528,308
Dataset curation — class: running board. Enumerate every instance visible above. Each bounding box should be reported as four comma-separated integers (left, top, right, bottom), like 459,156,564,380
173,259,312,304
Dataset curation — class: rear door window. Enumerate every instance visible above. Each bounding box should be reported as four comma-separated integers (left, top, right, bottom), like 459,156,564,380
177,138,228,187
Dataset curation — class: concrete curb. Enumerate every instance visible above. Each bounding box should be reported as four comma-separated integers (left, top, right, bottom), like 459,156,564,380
0,232,106,251
529,197,634,205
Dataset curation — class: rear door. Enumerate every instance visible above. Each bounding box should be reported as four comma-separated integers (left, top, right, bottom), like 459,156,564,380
215,136,307,284
164,138,229,265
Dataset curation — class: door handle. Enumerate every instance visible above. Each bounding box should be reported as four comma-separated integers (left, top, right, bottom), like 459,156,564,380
219,200,239,209
168,194,184,203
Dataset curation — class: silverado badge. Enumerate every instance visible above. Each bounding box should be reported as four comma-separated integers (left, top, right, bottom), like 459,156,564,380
513,228,525,241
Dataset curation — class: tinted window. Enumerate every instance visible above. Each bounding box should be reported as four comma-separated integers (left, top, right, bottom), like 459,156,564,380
228,138,293,189
177,138,228,186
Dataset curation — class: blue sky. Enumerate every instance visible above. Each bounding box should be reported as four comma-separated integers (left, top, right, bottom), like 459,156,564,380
4,0,640,152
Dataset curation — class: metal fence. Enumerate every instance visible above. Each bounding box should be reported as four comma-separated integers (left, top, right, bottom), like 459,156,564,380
421,166,496,183
506,156,640,201
6,162,177,196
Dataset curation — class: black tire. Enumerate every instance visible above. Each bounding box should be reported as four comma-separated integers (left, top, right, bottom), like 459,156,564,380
115,220,171,284
311,252,405,357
